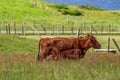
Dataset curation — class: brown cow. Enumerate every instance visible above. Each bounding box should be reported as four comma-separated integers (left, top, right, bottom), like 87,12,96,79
37,34,101,61
37,37,80,60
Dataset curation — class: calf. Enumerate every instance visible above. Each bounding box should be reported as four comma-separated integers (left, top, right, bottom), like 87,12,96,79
46,49,85,60
59,49,84,59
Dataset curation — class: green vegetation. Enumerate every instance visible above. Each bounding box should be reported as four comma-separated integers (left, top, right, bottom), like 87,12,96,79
0,0,52,24
0,0,120,27
52,4,83,16
1,0,120,80
62,9,83,16
0,34,120,80
78,4,104,10
0,53,120,80
0,34,38,54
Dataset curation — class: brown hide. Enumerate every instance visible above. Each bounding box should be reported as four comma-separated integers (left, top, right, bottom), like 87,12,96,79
37,38,53,60
37,37,80,60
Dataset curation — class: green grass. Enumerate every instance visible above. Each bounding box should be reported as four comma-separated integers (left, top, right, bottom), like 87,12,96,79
0,0,120,27
78,4,104,10
0,34,120,80
0,0,52,24
0,0,120,79
52,4,83,16
0,52,120,80
0,34,38,54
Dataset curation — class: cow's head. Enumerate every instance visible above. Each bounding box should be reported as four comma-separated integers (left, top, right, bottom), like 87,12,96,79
85,34,101,49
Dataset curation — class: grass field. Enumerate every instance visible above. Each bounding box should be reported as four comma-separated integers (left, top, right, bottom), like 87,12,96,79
0,53,120,80
0,34,120,80
1,0,120,79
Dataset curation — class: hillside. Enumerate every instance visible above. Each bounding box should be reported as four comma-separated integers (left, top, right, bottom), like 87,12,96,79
0,0,52,23
0,0,120,26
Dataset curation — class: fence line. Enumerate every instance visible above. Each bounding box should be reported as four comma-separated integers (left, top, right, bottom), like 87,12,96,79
1,22,120,35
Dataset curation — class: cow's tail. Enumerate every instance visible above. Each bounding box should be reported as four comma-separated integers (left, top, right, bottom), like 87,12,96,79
37,41,40,61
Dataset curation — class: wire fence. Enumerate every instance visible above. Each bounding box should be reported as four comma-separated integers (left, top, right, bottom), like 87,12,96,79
1,22,120,36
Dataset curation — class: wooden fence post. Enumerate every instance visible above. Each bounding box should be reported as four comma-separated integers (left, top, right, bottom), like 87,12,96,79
61,24,64,33
76,29,80,37
40,23,46,34
22,22,25,36
101,23,104,33
1,20,4,33
57,27,59,36
108,37,110,52
90,25,92,34
8,24,11,34
14,22,16,34
71,22,74,34
112,38,120,53
22,23,24,34
6,25,8,34
52,25,54,35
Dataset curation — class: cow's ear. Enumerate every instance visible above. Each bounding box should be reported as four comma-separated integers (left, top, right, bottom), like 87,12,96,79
90,38,93,42
85,34,90,38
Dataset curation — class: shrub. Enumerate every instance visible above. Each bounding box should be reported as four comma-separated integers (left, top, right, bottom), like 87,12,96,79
62,10,83,16
52,4,83,16
78,4,104,10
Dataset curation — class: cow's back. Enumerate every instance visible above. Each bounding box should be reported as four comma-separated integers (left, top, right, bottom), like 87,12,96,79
51,37,80,51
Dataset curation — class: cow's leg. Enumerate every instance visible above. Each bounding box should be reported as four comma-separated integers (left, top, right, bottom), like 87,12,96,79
52,47,61,59
37,43,41,61
37,50,47,61
37,53,44,61
37,53,40,61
